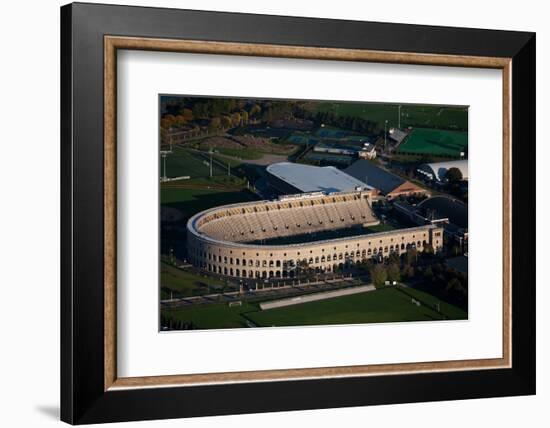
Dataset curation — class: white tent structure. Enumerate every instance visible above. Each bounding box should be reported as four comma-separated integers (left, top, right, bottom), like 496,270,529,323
417,160,468,182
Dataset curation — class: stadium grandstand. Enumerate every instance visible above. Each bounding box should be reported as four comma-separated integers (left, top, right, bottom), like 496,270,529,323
187,190,443,280
416,159,468,182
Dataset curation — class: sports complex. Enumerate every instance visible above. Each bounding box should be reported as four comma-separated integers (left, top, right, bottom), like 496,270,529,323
160,96,469,330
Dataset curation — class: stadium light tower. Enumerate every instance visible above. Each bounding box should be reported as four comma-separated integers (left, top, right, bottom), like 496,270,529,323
162,153,167,181
398,105,401,129
384,119,388,150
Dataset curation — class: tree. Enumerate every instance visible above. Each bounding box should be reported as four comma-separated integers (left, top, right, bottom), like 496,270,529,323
403,265,415,279
296,259,309,277
388,252,400,265
220,115,233,128
174,114,187,127
387,263,401,282
369,264,388,287
446,167,463,183
208,117,221,131
231,112,242,126
249,104,261,118
423,243,434,255
240,110,249,125
179,108,194,121
405,248,418,265
446,277,465,294
423,266,434,282
192,102,209,118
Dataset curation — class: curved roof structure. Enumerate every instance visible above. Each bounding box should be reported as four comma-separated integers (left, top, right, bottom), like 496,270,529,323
266,162,371,194
417,160,468,182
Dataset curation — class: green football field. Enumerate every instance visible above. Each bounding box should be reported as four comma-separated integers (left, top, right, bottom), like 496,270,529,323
162,286,467,330
398,128,468,156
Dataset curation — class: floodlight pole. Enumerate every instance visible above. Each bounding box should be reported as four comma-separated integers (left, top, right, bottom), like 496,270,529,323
398,105,401,129
384,120,388,150
162,153,167,180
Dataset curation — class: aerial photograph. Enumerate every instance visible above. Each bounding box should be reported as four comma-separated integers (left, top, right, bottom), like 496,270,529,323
159,95,469,331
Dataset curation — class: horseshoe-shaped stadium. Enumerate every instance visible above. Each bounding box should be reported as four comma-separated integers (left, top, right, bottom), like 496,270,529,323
187,190,443,280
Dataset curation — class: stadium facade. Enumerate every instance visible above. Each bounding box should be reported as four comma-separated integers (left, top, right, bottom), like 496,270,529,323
187,190,443,280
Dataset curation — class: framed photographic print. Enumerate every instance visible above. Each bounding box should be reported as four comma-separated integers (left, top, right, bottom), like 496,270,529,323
60,2,536,424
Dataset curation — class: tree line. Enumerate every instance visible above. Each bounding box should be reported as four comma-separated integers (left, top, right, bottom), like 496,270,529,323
358,248,468,308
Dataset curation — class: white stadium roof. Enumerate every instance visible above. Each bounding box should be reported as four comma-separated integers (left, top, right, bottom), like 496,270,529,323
267,162,372,193
417,159,468,181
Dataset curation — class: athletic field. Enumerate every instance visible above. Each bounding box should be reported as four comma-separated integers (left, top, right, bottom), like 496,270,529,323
314,103,468,131
162,147,228,178
162,286,467,330
398,128,468,156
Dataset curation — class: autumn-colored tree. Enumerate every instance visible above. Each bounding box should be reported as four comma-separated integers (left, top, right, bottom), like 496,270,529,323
161,114,177,129
160,118,172,130
231,112,241,126
208,117,221,130
220,115,233,128
249,104,261,117
174,115,187,126
179,108,194,121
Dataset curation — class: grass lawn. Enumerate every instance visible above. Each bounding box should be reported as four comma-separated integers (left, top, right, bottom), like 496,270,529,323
247,287,461,327
161,286,467,330
175,175,246,188
212,153,244,168
365,223,395,233
398,128,468,157
314,103,468,131
161,187,258,218
395,286,468,320
161,262,229,298
163,147,227,178
162,302,259,329
215,147,263,160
